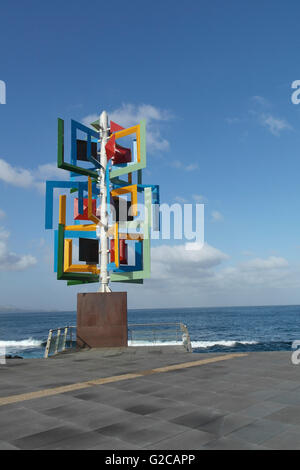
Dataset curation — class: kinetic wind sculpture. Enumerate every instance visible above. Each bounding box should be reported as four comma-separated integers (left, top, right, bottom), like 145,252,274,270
45,111,160,295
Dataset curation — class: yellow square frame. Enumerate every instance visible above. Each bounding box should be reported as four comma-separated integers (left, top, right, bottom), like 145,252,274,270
88,176,100,224
59,194,97,231
64,239,100,274
111,184,138,218
112,125,141,163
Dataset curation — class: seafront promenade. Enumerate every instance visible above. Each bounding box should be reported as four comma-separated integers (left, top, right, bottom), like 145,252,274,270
1,347,300,450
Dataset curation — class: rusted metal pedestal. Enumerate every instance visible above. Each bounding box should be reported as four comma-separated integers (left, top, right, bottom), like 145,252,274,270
77,292,128,348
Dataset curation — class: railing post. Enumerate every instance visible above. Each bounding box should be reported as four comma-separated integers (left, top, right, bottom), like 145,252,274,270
180,323,192,352
44,330,53,358
69,326,73,348
54,329,61,355
62,327,68,351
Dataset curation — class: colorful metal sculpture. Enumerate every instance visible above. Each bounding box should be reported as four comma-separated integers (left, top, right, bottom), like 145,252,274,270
45,111,160,292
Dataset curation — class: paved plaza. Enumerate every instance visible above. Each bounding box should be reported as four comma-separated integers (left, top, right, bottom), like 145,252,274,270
0,347,300,449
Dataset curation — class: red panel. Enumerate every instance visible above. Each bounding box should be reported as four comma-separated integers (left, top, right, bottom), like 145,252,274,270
110,239,115,262
105,134,131,165
110,121,125,133
110,239,128,264
74,198,97,221
105,135,115,161
119,239,128,264
113,143,131,165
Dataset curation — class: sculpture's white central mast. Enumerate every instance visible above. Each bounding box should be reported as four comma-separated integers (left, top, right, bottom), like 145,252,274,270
98,110,111,292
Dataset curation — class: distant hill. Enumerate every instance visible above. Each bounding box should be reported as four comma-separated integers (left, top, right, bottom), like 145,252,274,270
0,306,70,313
0,306,32,313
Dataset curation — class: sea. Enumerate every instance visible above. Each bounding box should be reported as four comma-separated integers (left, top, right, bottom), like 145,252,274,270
0,305,300,359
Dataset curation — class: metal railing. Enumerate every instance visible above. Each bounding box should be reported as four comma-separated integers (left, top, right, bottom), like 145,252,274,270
44,326,76,358
44,322,192,357
128,322,192,352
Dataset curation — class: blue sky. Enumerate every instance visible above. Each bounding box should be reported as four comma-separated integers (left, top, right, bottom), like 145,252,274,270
1,0,300,309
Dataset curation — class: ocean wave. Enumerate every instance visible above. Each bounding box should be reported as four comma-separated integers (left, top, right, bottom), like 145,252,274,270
0,338,42,349
128,340,183,347
191,340,258,348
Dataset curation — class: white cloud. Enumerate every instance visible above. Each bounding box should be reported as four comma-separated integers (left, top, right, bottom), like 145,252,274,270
171,160,199,171
127,244,298,307
185,163,199,171
249,96,292,136
259,113,292,136
211,210,223,222
252,95,270,106
81,113,99,128
173,194,206,204
174,196,188,204
110,103,171,127
0,159,69,193
228,96,292,138
0,227,9,239
192,194,206,202
0,226,37,271
153,247,288,289
225,117,241,124
216,256,291,291
241,250,255,257
0,159,34,188
33,163,70,194
145,128,169,152
34,163,69,181
151,242,229,282
171,160,182,169
82,103,172,153
0,209,5,219
241,256,288,270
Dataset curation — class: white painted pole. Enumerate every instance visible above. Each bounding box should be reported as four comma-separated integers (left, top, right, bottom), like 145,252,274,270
98,111,111,292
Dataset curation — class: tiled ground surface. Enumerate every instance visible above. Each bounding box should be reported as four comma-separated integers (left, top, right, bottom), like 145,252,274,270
1,347,300,449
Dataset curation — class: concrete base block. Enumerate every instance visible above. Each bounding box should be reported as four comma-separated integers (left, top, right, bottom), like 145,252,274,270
77,292,128,348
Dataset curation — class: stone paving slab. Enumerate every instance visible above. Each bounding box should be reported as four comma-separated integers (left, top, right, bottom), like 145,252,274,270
1,348,300,449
